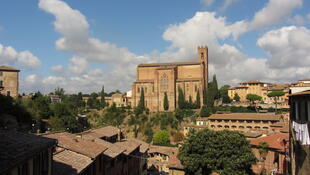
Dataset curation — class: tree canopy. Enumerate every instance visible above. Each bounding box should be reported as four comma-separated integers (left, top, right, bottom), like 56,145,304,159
179,129,257,175
267,90,285,112
233,93,240,102
246,94,262,104
219,85,231,104
153,130,170,146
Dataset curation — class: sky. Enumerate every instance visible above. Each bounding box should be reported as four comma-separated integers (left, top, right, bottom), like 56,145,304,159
1,0,310,94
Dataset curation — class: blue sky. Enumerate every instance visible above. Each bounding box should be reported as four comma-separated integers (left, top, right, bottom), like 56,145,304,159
0,0,310,93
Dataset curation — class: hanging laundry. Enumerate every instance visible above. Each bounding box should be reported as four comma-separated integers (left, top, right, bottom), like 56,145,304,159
292,121,310,145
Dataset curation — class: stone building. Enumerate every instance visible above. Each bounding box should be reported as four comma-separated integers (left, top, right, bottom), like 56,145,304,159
184,113,289,137
0,65,20,97
0,131,56,175
132,46,209,111
289,90,310,175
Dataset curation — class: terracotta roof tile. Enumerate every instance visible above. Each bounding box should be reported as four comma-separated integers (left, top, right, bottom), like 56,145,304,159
0,131,56,174
240,80,268,84
82,126,119,138
114,140,141,155
250,133,289,152
53,149,92,175
148,145,183,169
127,138,150,153
42,132,107,158
208,113,280,121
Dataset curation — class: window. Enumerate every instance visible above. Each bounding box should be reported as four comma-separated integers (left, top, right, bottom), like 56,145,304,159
160,74,168,91
7,91,10,96
0,80,3,87
137,87,140,93
195,85,197,92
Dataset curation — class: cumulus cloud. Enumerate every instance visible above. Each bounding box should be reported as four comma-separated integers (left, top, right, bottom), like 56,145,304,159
51,65,64,73
201,0,214,7
0,44,41,70
249,0,302,30
68,56,89,74
257,26,310,69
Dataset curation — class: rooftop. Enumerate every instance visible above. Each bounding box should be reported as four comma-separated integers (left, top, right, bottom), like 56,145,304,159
149,145,178,156
127,138,150,153
0,131,56,174
290,90,310,96
114,139,141,155
250,133,289,152
138,61,200,67
0,65,20,72
42,132,107,158
82,126,119,138
208,113,280,121
53,149,92,175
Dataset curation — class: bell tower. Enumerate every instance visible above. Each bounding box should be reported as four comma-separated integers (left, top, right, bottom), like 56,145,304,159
198,46,208,92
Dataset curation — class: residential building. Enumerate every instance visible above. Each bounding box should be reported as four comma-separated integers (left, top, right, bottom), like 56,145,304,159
250,133,289,175
105,91,131,107
290,79,310,94
0,131,56,175
0,65,20,97
131,46,209,111
184,113,289,137
289,90,310,175
42,132,108,175
148,145,184,175
81,125,123,143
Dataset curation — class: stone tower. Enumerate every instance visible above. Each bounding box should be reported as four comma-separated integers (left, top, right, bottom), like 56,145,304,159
198,46,208,91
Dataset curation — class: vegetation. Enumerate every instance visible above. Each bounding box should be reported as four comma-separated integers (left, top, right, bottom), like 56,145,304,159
233,93,240,102
153,130,170,146
267,90,285,112
163,92,169,111
246,94,262,112
179,129,257,175
219,85,231,103
178,87,186,109
195,90,201,108
200,105,212,117
100,86,106,108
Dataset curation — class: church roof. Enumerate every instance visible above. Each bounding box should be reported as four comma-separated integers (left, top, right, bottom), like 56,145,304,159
0,65,20,72
138,61,200,67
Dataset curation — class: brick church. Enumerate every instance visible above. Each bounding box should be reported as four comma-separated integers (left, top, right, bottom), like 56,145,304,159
131,46,209,111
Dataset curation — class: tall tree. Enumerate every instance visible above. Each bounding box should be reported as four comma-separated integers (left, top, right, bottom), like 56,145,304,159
100,86,106,108
219,85,231,103
179,129,257,175
203,87,208,105
267,90,285,112
163,92,169,111
178,87,186,109
246,94,262,112
54,87,65,97
128,113,148,138
212,75,219,99
138,88,145,111
195,90,201,108
188,95,193,109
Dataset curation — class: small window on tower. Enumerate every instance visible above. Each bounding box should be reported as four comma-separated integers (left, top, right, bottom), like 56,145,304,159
201,52,204,60
138,87,140,93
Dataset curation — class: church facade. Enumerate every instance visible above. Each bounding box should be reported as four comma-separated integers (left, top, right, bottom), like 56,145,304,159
132,47,209,111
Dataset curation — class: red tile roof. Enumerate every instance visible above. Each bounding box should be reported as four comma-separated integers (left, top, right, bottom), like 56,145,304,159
42,132,107,158
250,133,289,152
114,139,141,155
82,126,119,138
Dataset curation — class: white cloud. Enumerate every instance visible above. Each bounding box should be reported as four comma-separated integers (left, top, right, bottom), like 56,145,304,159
0,44,41,70
51,65,64,73
68,56,89,74
201,0,214,7
257,26,310,69
219,0,239,12
249,0,302,30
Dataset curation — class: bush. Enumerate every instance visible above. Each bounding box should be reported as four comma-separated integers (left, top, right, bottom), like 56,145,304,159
153,130,170,146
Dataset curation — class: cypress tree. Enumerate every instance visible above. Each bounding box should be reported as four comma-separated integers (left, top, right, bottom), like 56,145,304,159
178,87,185,109
212,75,219,99
189,95,193,109
163,92,169,111
100,85,106,108
203,87,208,106
195,90,201,108
138,88,145,110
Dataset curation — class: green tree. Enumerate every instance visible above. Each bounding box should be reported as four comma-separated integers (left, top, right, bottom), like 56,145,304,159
219,85,231,103
188,95,193,109
203,87,208,105
178,87,186,109
87,93,101,109
163,92,169,111
212,75,219,99
200,105,212,117
54,87,65,97
233,93,240,102
153,130,170,146
128,113,148,138
100,85,106,108
246,94,262,112
179,129,257,175
195,90,201,108
138,88,145,111
267,90,285,112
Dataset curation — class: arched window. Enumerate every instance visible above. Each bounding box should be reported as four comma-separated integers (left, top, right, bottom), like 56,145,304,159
160,74,169,91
